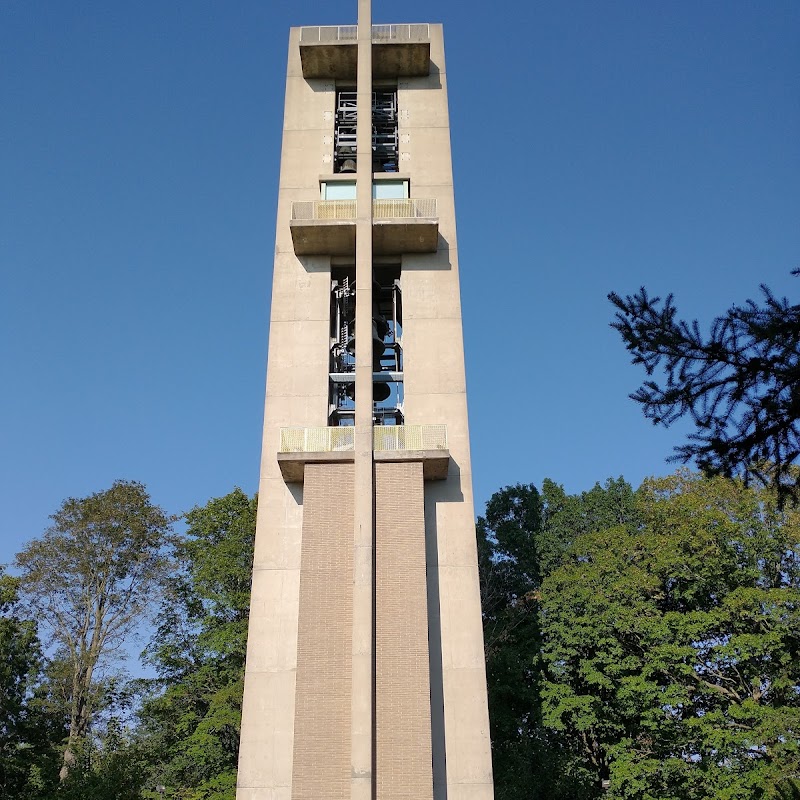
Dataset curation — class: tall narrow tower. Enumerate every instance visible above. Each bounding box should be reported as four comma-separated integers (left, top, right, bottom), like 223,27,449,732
236,5,494,800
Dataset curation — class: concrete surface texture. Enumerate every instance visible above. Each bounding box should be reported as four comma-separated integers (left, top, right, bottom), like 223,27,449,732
236,7,494,800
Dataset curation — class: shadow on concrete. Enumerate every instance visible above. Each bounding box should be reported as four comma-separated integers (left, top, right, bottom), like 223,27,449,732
400,59,443,90
425,493,449,800
423,455,468,800
288,482,304,507
295,254,337,274
401,239,452,271
307,77,338,93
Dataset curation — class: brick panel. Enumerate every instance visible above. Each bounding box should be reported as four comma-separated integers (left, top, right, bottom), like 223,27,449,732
375,461,434,800
292,463,354,800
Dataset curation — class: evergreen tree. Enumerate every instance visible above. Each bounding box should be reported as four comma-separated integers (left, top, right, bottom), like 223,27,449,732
609,279,800,505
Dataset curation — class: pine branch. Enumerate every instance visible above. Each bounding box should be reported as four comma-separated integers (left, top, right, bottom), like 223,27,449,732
609,277,800,505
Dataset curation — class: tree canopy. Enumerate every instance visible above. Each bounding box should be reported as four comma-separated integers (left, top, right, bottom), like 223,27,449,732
1,484,255,799
4,472,799,799
541,471,800,798
137,487,257,800
609,279,800,504
0,571,61,797
15,480,173,782
478,471,800,799
477,477,641,799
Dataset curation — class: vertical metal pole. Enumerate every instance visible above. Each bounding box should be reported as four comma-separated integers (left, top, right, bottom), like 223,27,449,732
352,1,374,800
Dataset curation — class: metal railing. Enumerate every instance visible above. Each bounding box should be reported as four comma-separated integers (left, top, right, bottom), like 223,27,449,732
371,24,430,42
300,24,429,43
292,199,436,222
292,200,356,221
374,424,447,451
373,198,437,219
300,26,357,43
279,424,447,453
280,427,355,453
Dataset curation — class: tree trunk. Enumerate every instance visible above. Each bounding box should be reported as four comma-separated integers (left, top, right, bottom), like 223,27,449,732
59,660,94,781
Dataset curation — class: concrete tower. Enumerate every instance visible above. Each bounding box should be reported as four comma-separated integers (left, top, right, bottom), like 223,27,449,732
236,5,494,800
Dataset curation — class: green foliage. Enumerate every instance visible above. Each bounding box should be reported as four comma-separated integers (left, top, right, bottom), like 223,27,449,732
49,722,148,800
541,471,800,798
0,572,63,797
15,480,174,781
477,484,548,799
138,488,257,799
539,477,641,576
480,472,798,798
773,777,800,799
2,483,254,798
478,478,639,800
6,470,797,800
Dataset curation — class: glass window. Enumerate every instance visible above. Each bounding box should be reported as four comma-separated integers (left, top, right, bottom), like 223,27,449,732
373,180,408,200
321,181,357,200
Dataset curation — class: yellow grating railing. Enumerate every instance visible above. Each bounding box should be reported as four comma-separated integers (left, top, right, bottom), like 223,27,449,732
373,198,437,219
279,425,447,453
292,199,436,222
292,200,356,221
280,427,355,453
374,424,448,451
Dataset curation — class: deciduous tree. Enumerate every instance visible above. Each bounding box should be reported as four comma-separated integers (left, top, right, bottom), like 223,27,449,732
138,487,256,800
541,471,800,798
15,480,173,781
0,571,63,796
478,479,639,799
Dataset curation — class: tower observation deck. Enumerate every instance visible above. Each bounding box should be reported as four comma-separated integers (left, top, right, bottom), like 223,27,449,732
236,4,494,800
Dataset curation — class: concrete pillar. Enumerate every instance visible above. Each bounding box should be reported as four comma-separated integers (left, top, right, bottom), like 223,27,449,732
351,2,374,800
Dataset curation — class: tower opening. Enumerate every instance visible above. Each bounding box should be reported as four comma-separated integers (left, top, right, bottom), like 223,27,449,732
334,88,398,174
329,265,403,426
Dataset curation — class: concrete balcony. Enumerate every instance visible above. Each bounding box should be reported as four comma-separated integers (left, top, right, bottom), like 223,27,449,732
290,198,438,256
278,424,449,482
373,198,438,254
299,24,431,79
290,200,356,256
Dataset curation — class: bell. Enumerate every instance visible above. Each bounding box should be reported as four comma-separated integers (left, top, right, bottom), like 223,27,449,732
340,159,357,173
373,382,391,402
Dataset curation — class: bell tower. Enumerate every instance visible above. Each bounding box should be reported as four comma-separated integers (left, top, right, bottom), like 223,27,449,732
236,4,494,800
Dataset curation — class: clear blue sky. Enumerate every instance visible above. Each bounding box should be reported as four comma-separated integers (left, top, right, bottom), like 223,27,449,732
2,0,799,568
